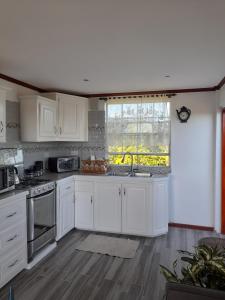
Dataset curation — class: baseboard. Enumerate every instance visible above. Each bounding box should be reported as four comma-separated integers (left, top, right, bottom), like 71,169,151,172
168,223,214,231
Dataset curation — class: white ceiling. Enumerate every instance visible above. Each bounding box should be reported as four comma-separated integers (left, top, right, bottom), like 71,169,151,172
0,0,225,94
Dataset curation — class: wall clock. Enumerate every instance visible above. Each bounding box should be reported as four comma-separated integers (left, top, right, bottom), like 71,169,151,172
176,106,191,123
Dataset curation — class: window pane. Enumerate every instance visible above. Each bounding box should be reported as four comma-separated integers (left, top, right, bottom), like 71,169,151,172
108,154,170,167
106,99,170,167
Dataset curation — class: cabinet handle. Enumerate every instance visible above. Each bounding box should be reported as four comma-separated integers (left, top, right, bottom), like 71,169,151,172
7,234,18,242
60,127,62,135
91,196,93,204
0,121,3,133
119,188,121,196
66,186,71,190
6,212,17,218
123,188,126,196
54,126,57,135
8,259,19,268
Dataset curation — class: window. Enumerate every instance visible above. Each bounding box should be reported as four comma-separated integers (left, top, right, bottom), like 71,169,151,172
106,97,170,167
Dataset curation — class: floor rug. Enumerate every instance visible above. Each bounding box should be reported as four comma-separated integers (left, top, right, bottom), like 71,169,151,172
75,234,140,258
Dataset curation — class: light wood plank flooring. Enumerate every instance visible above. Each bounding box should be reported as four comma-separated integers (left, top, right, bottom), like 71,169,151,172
0,228,223,300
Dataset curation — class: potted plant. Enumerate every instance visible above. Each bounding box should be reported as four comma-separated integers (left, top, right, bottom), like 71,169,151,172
160,245,225,299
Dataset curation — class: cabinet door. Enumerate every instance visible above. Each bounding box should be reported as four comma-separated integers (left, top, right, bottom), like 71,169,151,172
61,192,75,237
152,180,168,235
122,183,148,235
39,100,57,140
75,191,93,229
0,91,6,142
57,180,75,240
94,182,121,233
58,95,88,141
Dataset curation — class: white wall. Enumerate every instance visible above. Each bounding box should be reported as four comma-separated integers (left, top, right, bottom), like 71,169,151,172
0,77,222,229
0,78,38,102
170,92,217,228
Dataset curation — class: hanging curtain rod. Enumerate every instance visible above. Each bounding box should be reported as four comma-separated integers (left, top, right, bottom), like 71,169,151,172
99,93,176,101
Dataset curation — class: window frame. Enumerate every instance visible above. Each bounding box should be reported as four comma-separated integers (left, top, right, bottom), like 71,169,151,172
105,100,171,168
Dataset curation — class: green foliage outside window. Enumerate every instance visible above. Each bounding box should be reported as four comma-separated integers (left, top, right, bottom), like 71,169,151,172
108,145,169,167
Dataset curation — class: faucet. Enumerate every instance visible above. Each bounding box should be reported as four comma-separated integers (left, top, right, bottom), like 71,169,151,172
121,152,135,175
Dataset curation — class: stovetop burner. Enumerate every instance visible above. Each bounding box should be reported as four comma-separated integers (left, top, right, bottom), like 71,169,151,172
16,177,55,197
19,178,51,187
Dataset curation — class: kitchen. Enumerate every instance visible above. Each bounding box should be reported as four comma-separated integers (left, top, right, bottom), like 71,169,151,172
0,1,225,299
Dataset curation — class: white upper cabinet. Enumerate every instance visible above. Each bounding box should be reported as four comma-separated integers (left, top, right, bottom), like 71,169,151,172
20,93,88,142
43,93,88,141
20,95,57,142
39,99,58,140
0,89,6,143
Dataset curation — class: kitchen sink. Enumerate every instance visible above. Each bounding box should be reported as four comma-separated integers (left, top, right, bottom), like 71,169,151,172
106,171,152,177
131,172,152,177
106,171,130,177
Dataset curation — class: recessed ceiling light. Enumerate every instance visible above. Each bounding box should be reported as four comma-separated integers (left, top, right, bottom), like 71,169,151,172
83,78,89,82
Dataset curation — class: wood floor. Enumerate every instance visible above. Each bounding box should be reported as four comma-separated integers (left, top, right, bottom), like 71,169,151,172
0,227,223,300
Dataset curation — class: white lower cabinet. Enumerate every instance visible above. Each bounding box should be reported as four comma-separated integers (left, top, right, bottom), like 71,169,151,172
0,89,6,143
0,192,27,289
75,181,94,230
56,177,75,240
74,175,168,237
94,182,121,233
122,183,149,235
152,180,169,235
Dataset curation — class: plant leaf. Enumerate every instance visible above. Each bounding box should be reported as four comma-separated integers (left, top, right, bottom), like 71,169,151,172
159,265,179,283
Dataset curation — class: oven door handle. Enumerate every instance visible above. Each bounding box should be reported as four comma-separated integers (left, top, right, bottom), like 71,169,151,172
32,189,55,200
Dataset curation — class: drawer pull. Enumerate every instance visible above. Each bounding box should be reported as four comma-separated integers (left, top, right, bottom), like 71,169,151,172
7,235,18,242
8,259,19,268
6,212,17,218
66,186,71,190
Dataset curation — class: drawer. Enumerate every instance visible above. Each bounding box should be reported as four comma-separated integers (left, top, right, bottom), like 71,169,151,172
0,246,27,289
0,200,26,232
0,222,27,257
59,183,74,196
75,180,94,192
58,177,74,194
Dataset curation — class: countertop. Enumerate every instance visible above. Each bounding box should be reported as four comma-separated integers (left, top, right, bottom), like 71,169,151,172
0,189,28,202
0,171,168,201
39,171,168,182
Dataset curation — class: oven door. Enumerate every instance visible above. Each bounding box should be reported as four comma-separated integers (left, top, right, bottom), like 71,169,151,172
27,189,56,242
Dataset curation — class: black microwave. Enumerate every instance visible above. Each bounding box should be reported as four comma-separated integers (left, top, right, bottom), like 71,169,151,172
0,165,15,194
48,156,80,173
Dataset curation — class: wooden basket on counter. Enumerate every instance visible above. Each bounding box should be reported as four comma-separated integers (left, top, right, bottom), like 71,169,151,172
81,159,109,174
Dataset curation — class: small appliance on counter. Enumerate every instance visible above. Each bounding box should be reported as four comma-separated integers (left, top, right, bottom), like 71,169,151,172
0,165,15,194
13,166,20,185
0,148,24,193
48,155,80,173
24,160,45,178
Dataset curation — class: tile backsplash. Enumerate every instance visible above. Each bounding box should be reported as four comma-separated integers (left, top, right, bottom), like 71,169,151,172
0,101,105,168
0,101,170,174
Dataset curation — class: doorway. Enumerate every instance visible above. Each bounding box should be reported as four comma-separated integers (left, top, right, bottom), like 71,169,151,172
221,109,225,234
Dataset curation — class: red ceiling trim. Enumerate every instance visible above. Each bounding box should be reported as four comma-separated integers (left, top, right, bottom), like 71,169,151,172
217,76,225,90
85,87,217,98
0,73,46,93
0,73,224,97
